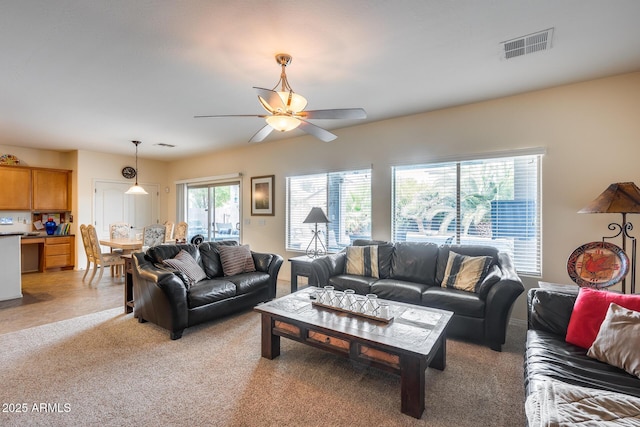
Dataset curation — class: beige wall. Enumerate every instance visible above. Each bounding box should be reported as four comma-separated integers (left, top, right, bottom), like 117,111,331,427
166,71,640,321
4,71,640,322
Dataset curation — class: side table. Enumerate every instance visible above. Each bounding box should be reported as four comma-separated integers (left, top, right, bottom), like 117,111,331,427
122,253,134,314
288,255,316,293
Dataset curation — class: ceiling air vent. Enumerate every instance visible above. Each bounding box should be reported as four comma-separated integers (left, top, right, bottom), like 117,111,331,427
501,28,554,60
154,143,176,148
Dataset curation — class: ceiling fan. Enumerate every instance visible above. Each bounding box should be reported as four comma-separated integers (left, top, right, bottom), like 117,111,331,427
195,53,367,143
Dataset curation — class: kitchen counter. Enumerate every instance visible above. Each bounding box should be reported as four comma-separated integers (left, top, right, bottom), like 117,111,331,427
0,234,22,300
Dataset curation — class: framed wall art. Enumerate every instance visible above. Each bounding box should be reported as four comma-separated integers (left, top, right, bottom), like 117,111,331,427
251,175,274,216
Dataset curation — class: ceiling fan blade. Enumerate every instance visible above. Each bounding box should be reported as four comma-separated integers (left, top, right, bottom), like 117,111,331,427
253,87,285,113
299,108,367,120
194,114,266,118
298,120,337,142
248,124,275,143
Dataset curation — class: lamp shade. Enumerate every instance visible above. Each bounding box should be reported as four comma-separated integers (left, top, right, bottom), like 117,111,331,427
578,182,640,214
303,207,330,224
125,184,148,195
266,115,301,132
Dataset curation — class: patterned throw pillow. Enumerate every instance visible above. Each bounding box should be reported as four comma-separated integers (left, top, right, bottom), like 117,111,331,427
441,251,493,293
346,245,379,278
218,245,256,276
163,250,207,287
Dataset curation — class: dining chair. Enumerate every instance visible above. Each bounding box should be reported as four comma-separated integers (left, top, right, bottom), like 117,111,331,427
142,224,166,249
86,224,125,285
174,221,188,243
109,222,131,239
79,224,95,280
164,221,175,242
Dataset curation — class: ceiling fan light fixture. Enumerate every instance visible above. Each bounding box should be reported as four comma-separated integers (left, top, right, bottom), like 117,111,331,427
266,115,301,132
277,91,307,113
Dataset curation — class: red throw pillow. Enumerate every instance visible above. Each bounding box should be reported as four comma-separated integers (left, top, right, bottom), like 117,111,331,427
566,287,640,348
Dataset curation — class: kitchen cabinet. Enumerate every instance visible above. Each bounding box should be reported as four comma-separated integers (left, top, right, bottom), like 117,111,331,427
32,168,71,211
44,236,75,270
0,166,31,210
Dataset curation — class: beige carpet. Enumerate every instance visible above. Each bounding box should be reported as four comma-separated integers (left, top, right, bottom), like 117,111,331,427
0,305,525,426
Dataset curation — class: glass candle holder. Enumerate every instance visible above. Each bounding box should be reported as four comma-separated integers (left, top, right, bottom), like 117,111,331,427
333,290,345,308
344,289,356,311
324,286,335,306
365,294,379,315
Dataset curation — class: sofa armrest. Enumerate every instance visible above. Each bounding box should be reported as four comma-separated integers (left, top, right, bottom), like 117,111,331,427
251,251,284,300
483,252,525,350
132,252,189,335
311,252,346,287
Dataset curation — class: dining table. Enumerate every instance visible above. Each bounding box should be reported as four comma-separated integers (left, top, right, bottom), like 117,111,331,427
99,238,143,253
99,238,143,315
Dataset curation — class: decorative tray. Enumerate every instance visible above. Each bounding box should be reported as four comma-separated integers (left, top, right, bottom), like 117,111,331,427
311,301,394,323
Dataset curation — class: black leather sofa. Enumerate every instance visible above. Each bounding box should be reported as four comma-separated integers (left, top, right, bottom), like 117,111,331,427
311,240,524,351
132,241,283,339
525,288,640,399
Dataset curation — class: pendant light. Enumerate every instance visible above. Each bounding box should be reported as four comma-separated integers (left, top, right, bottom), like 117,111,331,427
125,140,148,195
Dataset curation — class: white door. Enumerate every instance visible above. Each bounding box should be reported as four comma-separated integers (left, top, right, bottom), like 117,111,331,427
94,180,159,238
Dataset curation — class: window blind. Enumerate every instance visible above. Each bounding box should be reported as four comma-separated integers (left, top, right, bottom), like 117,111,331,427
392,154,541,275
286,169,371,253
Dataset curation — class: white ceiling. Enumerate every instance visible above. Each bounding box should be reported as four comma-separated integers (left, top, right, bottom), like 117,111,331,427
2,0,640,161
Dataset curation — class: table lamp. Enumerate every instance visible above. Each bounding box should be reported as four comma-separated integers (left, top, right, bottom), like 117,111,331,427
303,207,330,258
579,182,640,293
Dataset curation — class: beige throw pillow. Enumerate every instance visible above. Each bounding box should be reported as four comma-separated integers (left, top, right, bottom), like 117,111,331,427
587,303,640,378
441,251,492,293
346,246,379,278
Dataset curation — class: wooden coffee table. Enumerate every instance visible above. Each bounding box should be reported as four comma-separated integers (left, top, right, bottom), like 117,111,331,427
254,287,453,419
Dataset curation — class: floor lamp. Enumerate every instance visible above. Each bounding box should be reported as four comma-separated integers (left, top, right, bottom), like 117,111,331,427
303,207,330,258
579,182,640,294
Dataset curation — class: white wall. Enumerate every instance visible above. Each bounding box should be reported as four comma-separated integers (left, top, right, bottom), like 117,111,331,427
166,71,640,321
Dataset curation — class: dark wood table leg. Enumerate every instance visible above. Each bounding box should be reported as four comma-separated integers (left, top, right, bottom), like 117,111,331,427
429,334,446,371
290,268,298,293
261,313,280,359
400,355,425,419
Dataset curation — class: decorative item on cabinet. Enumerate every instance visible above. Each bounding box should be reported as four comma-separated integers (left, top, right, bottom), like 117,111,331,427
45,217,57,235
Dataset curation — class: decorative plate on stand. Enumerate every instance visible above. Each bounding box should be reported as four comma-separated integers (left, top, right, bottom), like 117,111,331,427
567,241,629,289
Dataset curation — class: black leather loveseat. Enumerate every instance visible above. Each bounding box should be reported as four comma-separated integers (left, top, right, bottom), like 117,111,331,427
311,240,524,351
525,288,640,416
132,241,283,339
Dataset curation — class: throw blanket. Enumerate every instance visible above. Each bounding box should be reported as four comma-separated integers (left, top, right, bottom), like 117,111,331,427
525,380,640,426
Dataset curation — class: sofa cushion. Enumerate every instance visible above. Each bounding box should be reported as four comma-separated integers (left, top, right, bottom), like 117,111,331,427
225,272,271,295
390,242,439,285
436,245,498,286
218,244,256,276
328,274,377,295
422,286,485,318
529,289,576,336
371,278,427,304
198,241,238,278
525,329,640,399
162,249,207,287
187,279,236,308
566,287,640,349
253,252,274,272
147,244,200,265
346,245,379,278
587,303,640,378
441,251,493,293
353,239,394,279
